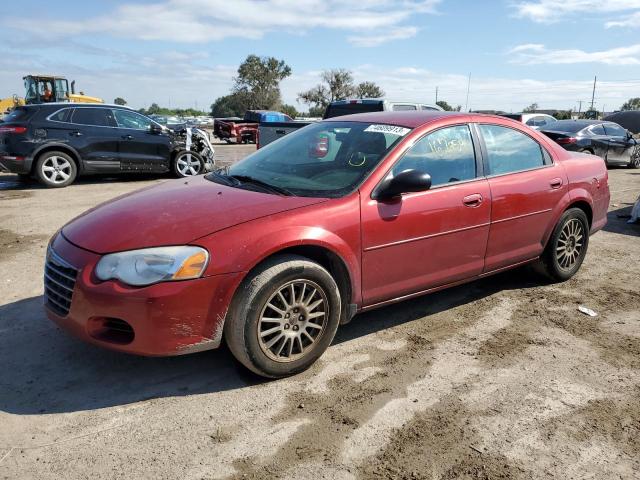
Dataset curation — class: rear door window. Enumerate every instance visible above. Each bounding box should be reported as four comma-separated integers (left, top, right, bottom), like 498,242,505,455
588,124,605,135
479,124,545,175
71,108,116,127
392,125,477,187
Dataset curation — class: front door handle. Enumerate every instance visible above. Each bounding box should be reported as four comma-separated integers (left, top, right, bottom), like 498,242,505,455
462,193,483,207
69,131,82,137
122,134,133,140
550,178,563,189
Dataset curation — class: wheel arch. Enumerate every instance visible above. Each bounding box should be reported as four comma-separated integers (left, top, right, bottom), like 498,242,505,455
30,143,82,174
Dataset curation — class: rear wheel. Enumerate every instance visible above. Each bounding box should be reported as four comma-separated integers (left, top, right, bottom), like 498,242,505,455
173,151,204,177
35,151,77,188
537,208,589,281
224,255,341,378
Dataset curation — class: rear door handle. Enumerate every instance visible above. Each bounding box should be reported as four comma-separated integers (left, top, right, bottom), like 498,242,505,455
462,193,483,207
69,131,82,137
550,178,563,189
122,134,133,140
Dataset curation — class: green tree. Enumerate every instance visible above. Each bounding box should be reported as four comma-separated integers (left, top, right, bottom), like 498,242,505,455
523,103,539,113
354,81,384,99
147,103,161,115
113,97,127,106
555,110,572,120
435,100,461,112
233,54,291,110
280,104,298,119
621,97,640,110
308,106,325,118
298,69,358,110
210,93,249,117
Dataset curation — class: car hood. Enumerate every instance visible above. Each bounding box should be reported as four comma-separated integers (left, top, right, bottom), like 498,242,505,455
62,176,327,254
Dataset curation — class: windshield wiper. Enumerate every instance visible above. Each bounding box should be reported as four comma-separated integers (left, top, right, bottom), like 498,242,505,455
228,175,293,196
207,171,239,187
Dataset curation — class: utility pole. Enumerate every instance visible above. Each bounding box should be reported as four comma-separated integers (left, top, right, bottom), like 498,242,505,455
590,76,597,110
435,86,438,104
577,100,583,114
464,73,471,112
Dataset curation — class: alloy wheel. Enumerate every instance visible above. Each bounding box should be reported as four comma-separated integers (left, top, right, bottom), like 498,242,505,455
176,153,201,176
556,218,584,270
42,156,72,184
257,279,328,363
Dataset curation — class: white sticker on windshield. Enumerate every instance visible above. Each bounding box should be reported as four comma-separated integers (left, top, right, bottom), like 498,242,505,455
364,124,411,136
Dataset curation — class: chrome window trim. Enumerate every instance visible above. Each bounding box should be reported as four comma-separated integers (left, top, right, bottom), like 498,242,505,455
45,107,163,131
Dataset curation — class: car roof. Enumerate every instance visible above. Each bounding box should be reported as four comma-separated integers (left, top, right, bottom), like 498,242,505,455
323,110,482,128
21,102,133,110
551,119,603,127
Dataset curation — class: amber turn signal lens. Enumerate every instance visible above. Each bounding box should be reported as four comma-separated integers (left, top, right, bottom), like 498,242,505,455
173,251,208,279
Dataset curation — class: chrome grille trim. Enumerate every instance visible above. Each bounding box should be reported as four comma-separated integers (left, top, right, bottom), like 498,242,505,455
44,247,78,317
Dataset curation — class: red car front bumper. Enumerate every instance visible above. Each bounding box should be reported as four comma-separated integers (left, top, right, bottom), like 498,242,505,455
45,233,244,356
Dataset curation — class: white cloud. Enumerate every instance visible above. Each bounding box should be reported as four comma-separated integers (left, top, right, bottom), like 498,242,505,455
512,0,640,24
508,43,640,65
605,11,640,28
5,0,440,46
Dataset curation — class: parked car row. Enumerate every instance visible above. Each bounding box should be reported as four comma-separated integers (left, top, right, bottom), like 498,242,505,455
44,110,610,377
540,120,639,168
0,103,215,187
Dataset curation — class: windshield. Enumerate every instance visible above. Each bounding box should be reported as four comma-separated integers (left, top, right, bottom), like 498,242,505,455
208,121,410,198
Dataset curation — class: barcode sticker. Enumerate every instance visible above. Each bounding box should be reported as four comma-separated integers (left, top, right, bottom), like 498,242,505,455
364,124,411,136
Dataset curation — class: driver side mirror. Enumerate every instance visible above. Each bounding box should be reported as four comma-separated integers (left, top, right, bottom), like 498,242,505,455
150,123,163,134
372,169,432,201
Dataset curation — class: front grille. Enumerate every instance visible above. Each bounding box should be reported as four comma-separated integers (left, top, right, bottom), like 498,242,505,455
44,248,78,316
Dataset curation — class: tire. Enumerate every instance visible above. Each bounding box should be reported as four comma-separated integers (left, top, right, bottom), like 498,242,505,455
35,151,77,188
172,151,204,178
224,254,342,378
537,208,590,282
579,148,594,155
628,151,640,169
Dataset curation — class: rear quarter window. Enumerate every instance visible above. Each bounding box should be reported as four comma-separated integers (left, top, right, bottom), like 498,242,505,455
48,108,72,123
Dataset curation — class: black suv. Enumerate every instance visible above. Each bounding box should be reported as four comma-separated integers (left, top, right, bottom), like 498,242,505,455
0,103,208,187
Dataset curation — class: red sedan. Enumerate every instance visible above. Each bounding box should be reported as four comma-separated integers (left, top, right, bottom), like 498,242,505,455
44,111,609,378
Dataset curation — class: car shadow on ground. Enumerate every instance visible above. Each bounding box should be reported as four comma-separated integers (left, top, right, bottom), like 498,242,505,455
0,269,543,416
604,204,640,237
0,173,168,191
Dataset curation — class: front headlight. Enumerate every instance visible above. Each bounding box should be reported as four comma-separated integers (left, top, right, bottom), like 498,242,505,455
95,246,209,286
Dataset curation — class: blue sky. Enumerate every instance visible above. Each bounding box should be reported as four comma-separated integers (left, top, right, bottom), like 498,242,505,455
2,0,640,112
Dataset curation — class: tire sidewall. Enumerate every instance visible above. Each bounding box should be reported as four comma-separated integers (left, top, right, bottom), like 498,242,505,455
546,208,590,281
35,151,77,188
173,150,204,178
231,261,341,378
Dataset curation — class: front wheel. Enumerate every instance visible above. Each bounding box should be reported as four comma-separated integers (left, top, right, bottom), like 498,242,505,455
224,255,342,378
173,151,204,177
537,208,590,282
629,150,640,169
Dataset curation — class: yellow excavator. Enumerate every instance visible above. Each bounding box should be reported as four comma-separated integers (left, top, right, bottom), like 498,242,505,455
0,74,103,114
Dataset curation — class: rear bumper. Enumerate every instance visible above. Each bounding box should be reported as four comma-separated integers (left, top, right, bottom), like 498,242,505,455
0,154,32,174
45,233,244,356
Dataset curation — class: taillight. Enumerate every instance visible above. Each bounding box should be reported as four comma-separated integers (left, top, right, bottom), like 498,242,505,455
309,133,330,158
556,137,577,145
0,126,27,134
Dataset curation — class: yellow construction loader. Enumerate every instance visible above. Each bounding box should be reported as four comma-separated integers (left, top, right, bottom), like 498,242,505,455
1,74,103,114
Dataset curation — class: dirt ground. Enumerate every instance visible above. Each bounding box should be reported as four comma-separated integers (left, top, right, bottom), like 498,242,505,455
0,145,638,480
